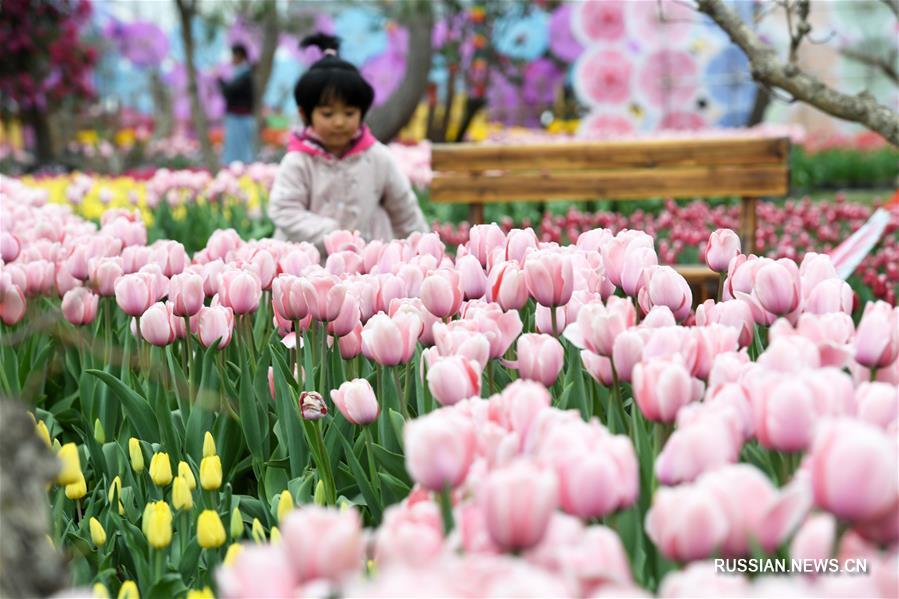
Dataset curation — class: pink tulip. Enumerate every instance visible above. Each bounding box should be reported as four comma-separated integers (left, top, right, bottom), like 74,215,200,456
804,278,853,315
705,229,741,273
707,351,751,390
655,416,741,485
433,323,490,369
331,379,379,425
535,305,567,336
504,228,538,264
61,287,99,326
150,240,188,277
790,513,836,562
338,322,363,359
374,501,444,567
524,250,574,308
581,350,613,386
486,261,528,311
855,382,898,430
456,254,487,300
55,263,81,297
389,297,439,345
570,296,636,356
323,229,365,255
281,506,364,583
427,355,482,406
121,245,152,274
619,246,658,297
467,224,506,267
100,216,146,248
748,374,817,452
218,269,262,315
809,419,897,522
206,228,243,261
799,252,839,296
415,232,445,262
646,485,729,562
138,263,169,301
516,334,564,387
361,312,422,366
854,301,899,369
1,231,20,263
641,305,676,328
88,256,124,297
420,268,463,318
299,391,328,420
327,292,361,337
271,274,309,321
756,474,814,553
691,324,740,380
197,305,234,348
325,250,363,276
637,266,692,322
248,248,277,289
458,301,522,359
632,358,701,423
611,330,645,382
601,230,654,288
754,259,801,316
217,545,298,598
114,272,155,317
405,410,476,491
23,259,55,296
695,299,754,348
483,461,558,551
139,302,176,346
169,272,204,317
301,275,347,322
397,262,426,297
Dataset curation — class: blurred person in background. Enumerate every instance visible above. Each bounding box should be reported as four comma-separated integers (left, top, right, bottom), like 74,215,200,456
217,43,256,165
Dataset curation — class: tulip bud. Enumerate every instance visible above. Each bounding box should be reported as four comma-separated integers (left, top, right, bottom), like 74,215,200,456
118,580,139,599
200,455,222,490
277,490,294,522
172,476,194,511
93,419,106,444
142,500,173,548
203,431,216,458
128,438,144,473
65,472,87,500
108,476,125,515
330,379,379,425
178,461,196,490
57,443,81,486
299,391,328,421
90,517,107,546
224,542,244,566
314,480,327,506
251,518,266,543
230,507,243,539
197,510,226,548
270,526,281,544
93,583,110,599
149,452,173,486
35,420,51,447
186,588,215,599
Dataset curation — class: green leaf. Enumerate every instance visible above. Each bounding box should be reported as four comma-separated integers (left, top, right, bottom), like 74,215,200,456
238,351,264,463
86,369,159,443
371,443,411,485
337,434,382,524
271,347,307,478
378,471,412,507
148,573,188,599
178,540,202,582
389,409,406,451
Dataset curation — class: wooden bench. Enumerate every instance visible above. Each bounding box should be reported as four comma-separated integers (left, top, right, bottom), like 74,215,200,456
430,135,791,303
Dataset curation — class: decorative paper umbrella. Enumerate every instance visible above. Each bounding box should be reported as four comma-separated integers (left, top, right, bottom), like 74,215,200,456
333,7,388,66
638,49,698,107
572,0,627,45
574,47,633,106
362,25,408,107
522,58,564,105
493,8,550,61
705,43,756,122
629,0,695,46
577,111,635,139
548,4,583,62
106,20,169,69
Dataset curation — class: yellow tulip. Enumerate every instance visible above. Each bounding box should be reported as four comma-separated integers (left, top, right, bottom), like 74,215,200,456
117,580,139,599
89,517,107,546
93,582,110,598
313,480,326,506
277,490,293,522
223,542,243,566
128,438,144,473
186,588,214,599
230,507,243,539
35,420,51,447
251,518,265,544
57,443,81,486
108,476,125,515
199,455,221,491
65,471,87,500
178,461,196,490
142,501,173,549
149,452,173,486
269,526,281,544
94,419,106,444
197,510,226,549
203,431,216,458
172,475,194,511
52,438,62,453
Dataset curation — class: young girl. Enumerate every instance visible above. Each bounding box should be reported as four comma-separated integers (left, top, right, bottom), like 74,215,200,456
268,33,428,251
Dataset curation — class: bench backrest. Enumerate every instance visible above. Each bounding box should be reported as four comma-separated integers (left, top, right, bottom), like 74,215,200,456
429,136,791,204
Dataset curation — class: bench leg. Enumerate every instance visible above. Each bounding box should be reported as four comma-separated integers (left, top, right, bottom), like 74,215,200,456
468,203,484,225
740,196,758,254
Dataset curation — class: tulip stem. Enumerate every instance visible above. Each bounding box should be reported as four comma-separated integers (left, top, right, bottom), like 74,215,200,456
204,548,219,587
870,368,878,382
320,323,328,392
104,297,113,365
183,316,194,406
438,486,454,535
363,426,381,500
610,360,625,435
294,320,303,389
487,360,495,395
394,367,408,420
717,273,726,303
550,306,559,337
314,419,336,505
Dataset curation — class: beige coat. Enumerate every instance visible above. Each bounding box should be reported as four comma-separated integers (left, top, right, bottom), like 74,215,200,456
268,139,429,250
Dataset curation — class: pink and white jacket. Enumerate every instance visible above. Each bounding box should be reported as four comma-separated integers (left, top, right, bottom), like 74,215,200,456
268,126,429,250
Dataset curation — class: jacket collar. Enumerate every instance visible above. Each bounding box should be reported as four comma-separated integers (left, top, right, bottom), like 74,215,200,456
287,125,376,159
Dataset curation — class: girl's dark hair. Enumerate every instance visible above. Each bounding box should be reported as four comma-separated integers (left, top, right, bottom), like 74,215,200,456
295,33,375,120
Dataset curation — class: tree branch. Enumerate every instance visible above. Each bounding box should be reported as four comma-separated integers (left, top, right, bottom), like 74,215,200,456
695,0,899,146
840,46,899,85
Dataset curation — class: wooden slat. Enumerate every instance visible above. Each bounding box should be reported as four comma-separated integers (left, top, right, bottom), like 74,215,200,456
675,264,718,283
430,165,789,203
431,136,790,172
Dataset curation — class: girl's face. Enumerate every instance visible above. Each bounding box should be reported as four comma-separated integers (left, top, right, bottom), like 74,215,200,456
307,99,362,155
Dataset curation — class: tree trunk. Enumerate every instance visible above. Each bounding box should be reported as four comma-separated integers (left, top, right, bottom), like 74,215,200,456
367,2,434,142
453,96,486,142
745,86,771,126
253,0,279,146
25,108,55,167
174,0,218,170
150,69,174,140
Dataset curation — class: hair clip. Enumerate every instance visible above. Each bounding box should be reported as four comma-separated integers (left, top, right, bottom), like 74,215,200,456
323,49,337,57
